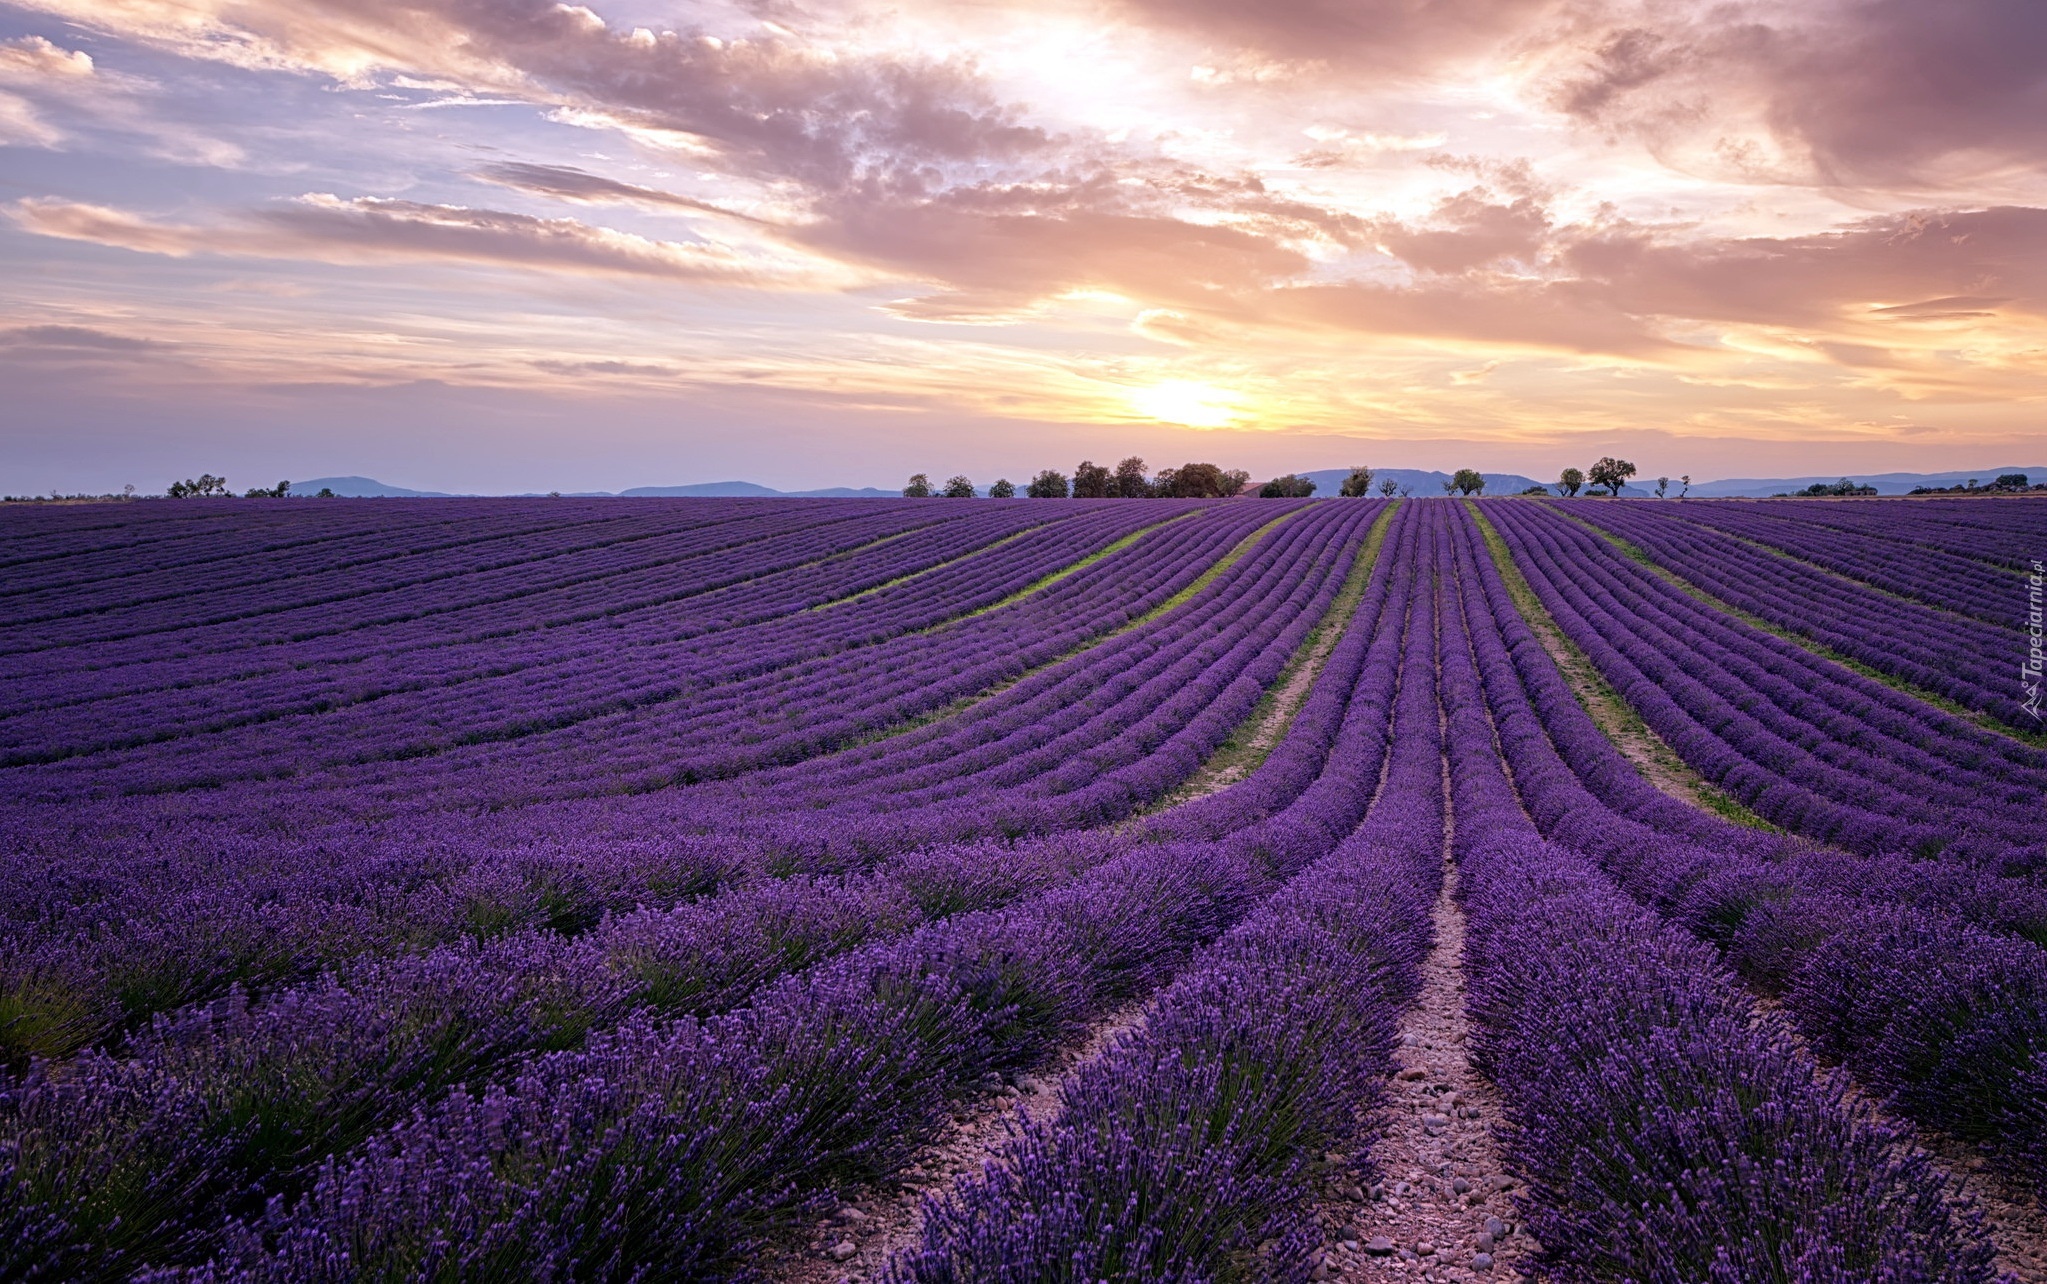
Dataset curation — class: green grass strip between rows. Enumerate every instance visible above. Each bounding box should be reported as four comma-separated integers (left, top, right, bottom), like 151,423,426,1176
1466,500,1777,829
1543,502,2047,752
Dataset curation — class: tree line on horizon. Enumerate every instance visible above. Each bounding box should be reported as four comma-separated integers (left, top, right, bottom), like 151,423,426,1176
902,458,1686,501
904,461,1405,501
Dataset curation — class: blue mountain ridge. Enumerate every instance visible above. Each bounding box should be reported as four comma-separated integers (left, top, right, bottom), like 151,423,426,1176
290,467,2045,500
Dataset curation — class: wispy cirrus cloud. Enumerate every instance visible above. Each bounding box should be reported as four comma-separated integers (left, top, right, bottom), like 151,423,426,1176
9,193,824,285
473,161,772,223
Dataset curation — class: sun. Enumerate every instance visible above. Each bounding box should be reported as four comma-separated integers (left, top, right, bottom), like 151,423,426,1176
1129,379,1241,429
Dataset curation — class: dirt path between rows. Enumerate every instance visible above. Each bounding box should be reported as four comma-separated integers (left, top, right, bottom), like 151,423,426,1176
754,1002,1151,1284
1314,757,1530,1281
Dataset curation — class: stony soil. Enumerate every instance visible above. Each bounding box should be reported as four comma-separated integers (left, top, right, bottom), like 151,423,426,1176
1311,855,1533,1282
755,1003,1151,1284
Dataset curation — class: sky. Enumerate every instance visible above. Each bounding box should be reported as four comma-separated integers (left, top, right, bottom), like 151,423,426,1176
2,0,2044,495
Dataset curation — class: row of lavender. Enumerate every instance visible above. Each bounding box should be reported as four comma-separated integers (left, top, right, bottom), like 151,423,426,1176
0,501,1388,1071
1487,500,2047,874
0,500,1177,785
1649,499,2027,627
1,496,2036,1280
1563,498,2041,729
0,504,1432,1278
1447,502,2047,1215
888,503,2005,1280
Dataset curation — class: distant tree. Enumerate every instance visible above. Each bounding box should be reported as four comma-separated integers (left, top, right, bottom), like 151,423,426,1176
1071,460,1112,498
1521,485,1551,496
903,473,934,498
1996,472,2030,490
1398,484,1414,497
941,475,976,498
1798,478,1878,497
1678,474,1691,499
1378,477,1398,498
1441,477,1457,495
1558,467,1584,497
1338,465,1374,497
1027,469,1071,498
1654,476,1669,499
1967,479,1979,490
1112,456,1151,498
121,483,136,500
1259,473,1318,498
1153,462,1244,498
1222,469,1251,497
244,480,290,498
167,473,229,498
988,478,1016,498
1452,468,1485,496
1588,457,1636,496
316,487,337,498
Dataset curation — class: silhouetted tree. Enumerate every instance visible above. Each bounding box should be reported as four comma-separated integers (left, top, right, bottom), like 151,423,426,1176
1996,473,2030,490
1112,457,1151,497
1260,474,1317,498
1398,484,1414,497
1521,485,1551,495
1071,460,1112,498
1558,467,1584,497
1378,477,1398,498
167,473,229,498
903,473,933,498
1678,474,1691,499
942,475,976,498
988,478,1016,498
1027,469,1071,498
1588,457,1637,496
1339,465,1374,497
1452,468,1485,496
1441,477,1457,495
1797,478,1877,497
1154,462,1245,498
244,480,290,498
1654,476,1669,499
316,487,336,498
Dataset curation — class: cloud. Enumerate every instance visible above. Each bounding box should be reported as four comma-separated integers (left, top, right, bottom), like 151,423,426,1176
0,324,161,351
1551,0,2047,187
1559,206,2047,330
801,179,1312,319
1267,276,1676,357
1108,0,1564,73
0,90,61,146
7,0,1056,190
9,194,798,284
474,161,769,223
0,34,96,146
1373,188,1553,274
0,34,94,81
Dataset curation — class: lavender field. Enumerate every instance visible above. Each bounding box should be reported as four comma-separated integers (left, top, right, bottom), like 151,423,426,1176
2,493,2044,1282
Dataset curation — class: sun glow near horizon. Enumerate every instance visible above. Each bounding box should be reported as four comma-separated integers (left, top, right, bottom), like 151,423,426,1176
1128,380,1245,430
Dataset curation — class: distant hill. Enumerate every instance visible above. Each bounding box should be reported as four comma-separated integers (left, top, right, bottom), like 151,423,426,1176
291,475,460,497
619,481,781,497
1683,467,2047,498
290,467,2047,502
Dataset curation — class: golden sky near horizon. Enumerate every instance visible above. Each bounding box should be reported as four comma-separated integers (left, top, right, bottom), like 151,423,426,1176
2,0,2045,491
